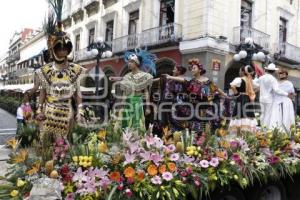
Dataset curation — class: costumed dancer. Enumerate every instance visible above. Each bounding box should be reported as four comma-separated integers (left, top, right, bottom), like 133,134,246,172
269,69,295,132
34,0,86,157
158,64,189,132
166,58,227,134
113,49,156,133
229,65,257,134
253,63,290,129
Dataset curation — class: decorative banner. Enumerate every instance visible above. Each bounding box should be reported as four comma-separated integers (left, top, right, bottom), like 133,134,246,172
212,59,221,71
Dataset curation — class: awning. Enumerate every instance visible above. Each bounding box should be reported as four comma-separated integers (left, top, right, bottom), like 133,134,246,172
0,83,34,93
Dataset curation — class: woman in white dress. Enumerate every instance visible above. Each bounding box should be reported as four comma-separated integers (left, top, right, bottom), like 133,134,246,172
269,69,295,132
229,65,257,134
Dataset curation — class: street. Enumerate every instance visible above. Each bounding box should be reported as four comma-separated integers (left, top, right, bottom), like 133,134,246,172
0,108,16,177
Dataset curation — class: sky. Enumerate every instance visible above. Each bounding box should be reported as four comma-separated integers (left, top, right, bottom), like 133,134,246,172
0,0,48,55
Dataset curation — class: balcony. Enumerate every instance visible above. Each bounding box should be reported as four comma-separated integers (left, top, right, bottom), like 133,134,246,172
6,51,20,64
84,0,100,16
279,42,300,64
71,2,84,23
233,26,270,51
112,23,182,53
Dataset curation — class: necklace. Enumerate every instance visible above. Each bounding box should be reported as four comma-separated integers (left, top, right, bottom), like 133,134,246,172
53,62,68,78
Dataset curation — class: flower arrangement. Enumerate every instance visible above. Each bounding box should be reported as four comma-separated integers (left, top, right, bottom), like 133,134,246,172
1,122,300,200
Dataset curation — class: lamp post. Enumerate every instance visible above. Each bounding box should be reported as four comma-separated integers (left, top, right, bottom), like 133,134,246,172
233,37,267,70
86,37,113,97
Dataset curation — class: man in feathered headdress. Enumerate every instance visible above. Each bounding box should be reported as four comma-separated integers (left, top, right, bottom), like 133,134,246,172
34,0,86,159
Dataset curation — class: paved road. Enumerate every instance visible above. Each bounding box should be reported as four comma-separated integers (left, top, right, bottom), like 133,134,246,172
0,108,17,129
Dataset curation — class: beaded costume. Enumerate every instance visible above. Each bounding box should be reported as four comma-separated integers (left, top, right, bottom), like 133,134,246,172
35,62,86,137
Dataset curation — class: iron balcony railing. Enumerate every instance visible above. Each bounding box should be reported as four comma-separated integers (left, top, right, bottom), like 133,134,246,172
112,23,182,53
233,26,270,51
279,42,300,63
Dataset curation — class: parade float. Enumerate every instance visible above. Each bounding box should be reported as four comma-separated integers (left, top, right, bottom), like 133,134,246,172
0,116,300,200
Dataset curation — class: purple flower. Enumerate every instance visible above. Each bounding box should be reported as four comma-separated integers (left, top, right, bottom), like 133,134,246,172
209,157,219,167
268,156,280,165
230,141,239,149
151,175,162,185
186,166,193,175
162,172,173,181
72,168,88,184
65,193,75,200
145,135,155,148
232,153,240,162
154,136,164,149
194,176,202,187
140,151,151,163
170,153,180,161
124,152,136,165
180,171,188,177
150,153,163,165
166,144,176,153
125,188,133,198
128,142,139,154
199,160,209,168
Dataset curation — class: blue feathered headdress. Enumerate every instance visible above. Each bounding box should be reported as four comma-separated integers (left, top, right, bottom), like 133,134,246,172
124,48,157,75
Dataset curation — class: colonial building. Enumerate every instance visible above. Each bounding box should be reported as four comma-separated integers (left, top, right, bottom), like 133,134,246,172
16,30,47,85
6,28,34,85
60,0,300,111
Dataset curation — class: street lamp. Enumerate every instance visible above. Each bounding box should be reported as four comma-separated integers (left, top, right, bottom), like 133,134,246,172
233,37,266,68
86,37,113,97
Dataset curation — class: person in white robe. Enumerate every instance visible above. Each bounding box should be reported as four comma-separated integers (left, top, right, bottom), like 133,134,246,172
269,69,295,132
253,63,289,129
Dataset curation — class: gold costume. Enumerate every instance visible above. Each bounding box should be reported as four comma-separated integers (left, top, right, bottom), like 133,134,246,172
35,62,86,141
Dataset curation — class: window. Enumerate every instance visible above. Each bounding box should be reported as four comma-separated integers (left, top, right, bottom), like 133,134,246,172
159,0,175,26
105,20,114,43
128,10,139,35
75,34,80,51
279,17,287,44
241,0,252,27
279,17,288,53
88,28,95,46
103,0,117,8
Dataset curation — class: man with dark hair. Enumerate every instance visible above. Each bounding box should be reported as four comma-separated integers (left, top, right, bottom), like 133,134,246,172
253,63,290,128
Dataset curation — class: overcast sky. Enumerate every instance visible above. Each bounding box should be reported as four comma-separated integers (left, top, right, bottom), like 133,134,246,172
0,0,48,55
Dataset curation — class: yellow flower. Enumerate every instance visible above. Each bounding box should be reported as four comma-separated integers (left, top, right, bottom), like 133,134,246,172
98,142,108,153
234,175,239,180
17,179,26,187
72,156,78,162
10,190,19,197
12,149,28,164
88,156,93,162
64,183,74,194
97,130,107,140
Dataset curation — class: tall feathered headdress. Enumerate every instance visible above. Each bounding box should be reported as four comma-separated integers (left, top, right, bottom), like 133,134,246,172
124,48,157,75
43,0,72,63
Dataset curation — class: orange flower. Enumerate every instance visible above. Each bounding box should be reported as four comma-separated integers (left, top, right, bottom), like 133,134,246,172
124,167,135,178
109,171,121,182
147,164,158,176
216,151,227,160
97,130,106,140
219,140,230,149
137,171,145,181
27,161,40,175
6,138,18,150
218,128,227,137
159,164,167,174
167,162,176,172
260,139,268,147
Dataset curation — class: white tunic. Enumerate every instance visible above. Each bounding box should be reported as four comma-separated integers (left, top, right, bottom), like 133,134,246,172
269,80,295,132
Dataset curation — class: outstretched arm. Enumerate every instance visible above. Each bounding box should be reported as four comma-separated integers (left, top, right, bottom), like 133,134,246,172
165,74,186,83
109,76,123,82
